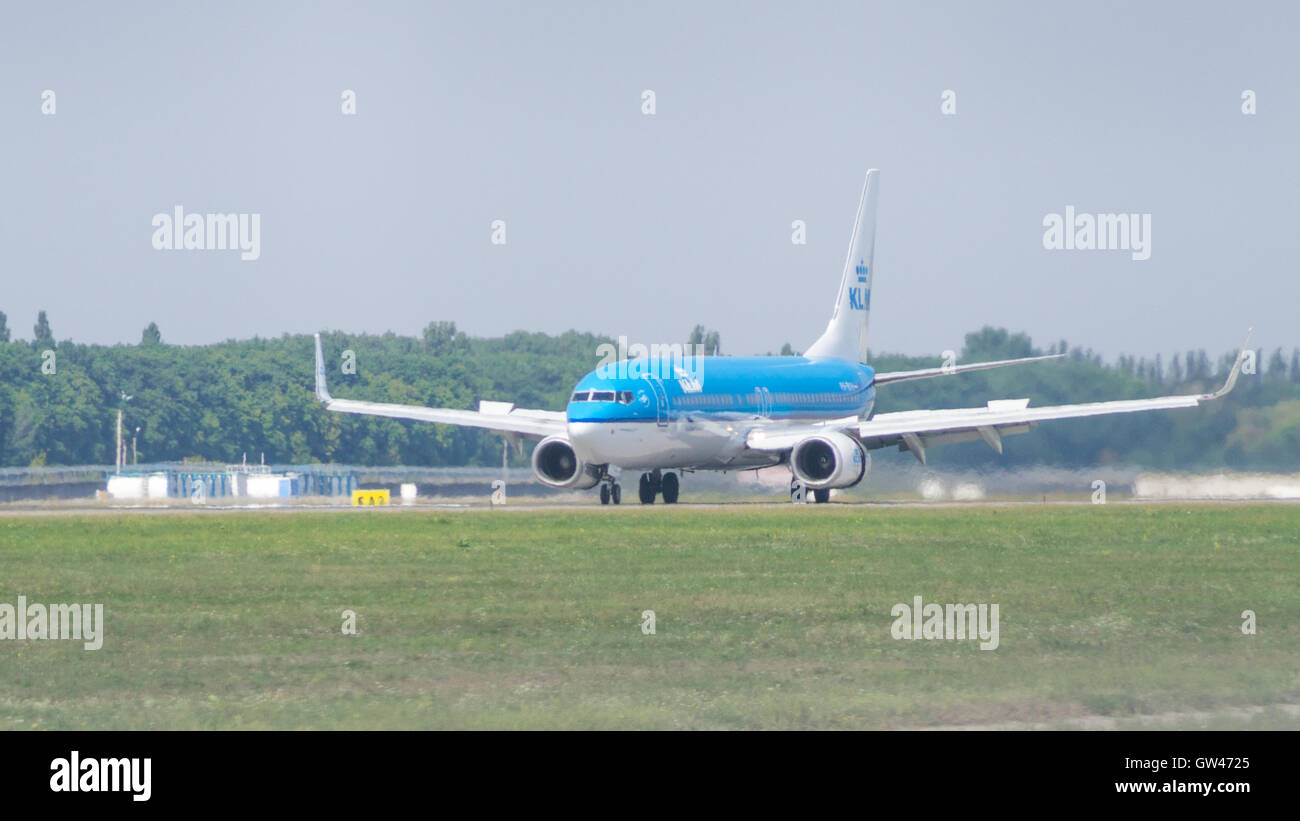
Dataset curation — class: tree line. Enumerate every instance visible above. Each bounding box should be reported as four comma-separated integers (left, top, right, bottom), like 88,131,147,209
0,309,1297,470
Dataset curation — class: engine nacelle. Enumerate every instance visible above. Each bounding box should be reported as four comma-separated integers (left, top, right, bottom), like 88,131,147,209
791,432,869,490
532,435,603,490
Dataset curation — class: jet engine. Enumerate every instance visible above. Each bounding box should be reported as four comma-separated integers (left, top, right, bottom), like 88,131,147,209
532,435,603,489
790,432,869,489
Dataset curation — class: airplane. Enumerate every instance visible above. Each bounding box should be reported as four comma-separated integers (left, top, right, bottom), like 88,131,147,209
311,169,1251,505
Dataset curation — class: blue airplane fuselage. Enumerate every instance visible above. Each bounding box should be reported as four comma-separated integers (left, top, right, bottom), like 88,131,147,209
565,356,876,470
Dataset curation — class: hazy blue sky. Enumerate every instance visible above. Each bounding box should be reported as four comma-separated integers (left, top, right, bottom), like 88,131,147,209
2,1,1296,361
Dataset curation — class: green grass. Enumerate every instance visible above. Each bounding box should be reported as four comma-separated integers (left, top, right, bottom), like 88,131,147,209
1,504,1296,729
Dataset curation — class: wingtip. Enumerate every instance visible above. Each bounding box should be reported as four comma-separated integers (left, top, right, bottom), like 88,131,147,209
313,332,332,403
1238,327,1254,365
1204,326,1254,401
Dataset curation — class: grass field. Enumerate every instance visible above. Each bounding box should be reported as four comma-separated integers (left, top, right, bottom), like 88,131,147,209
1,503,1297,729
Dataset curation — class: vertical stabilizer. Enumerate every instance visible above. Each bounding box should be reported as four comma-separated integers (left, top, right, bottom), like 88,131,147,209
804,169,879,362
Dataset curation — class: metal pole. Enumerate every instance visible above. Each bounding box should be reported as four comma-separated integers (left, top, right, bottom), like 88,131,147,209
114,392,132,474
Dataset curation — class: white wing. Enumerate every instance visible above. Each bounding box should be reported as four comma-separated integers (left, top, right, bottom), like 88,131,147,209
872,353,1064,385
749,330,1252,463
312,334,566,440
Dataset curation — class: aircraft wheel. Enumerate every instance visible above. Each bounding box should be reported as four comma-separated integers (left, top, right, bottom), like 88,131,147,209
611,483,621,505
600,484,611,505
662,472,679,504
638,473,656,504
813,488,831,504
790,478,807,504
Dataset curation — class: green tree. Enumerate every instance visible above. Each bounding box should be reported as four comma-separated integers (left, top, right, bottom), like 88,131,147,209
141,322,162,346
962,326,1035,361
423,321,467,356
0,310,9,342
1268,347,1287,381
688,325,721,355
33,310,54,349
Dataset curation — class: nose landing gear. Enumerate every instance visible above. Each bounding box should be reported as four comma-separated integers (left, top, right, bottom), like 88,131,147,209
599,478,622,505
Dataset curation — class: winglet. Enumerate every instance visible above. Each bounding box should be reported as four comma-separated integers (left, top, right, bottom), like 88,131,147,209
314,333,332,403
1203,328,1253,401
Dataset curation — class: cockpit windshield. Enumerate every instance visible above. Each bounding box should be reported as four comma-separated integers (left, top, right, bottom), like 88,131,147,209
572,389,635,404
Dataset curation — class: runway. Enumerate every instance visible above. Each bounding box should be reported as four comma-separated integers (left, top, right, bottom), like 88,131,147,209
1,496,1295,517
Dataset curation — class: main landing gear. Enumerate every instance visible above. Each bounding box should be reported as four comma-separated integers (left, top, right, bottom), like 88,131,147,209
637,469,680,504
790,478,831,504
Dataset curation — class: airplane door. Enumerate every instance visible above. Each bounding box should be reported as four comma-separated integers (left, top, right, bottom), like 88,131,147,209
757,387,773,418
645,377,669,427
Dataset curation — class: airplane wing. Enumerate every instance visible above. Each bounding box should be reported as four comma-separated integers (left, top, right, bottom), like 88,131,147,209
872,353,1064,385
311,333,567,440
749,331,1252,462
